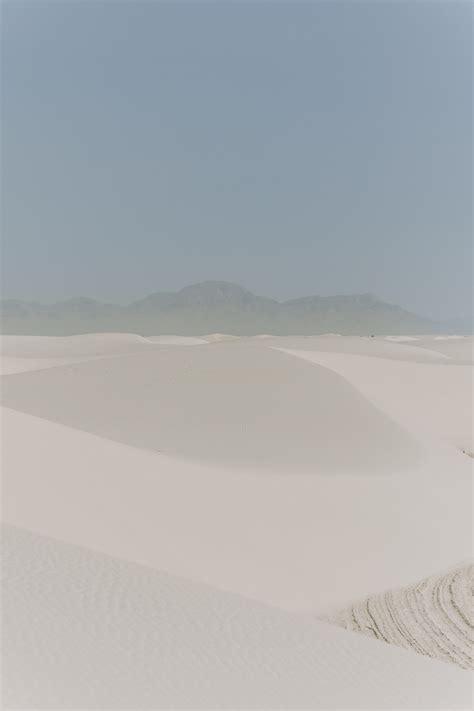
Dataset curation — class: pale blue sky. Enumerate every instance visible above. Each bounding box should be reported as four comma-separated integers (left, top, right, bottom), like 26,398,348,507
2,0,472,319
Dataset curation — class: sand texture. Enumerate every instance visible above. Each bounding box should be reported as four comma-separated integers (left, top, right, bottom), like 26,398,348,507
1,333,473,708
3,524,471,710
324,564,473,670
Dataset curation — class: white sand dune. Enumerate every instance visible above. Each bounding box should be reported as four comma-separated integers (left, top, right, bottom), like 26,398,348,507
145,334,209,345
324,563,473,670
0,344,421,474
1,333,472,707
411,335,473,363
1,331,462,361
0,332,154,358
0,355,108,375
282,348,473,452
202,332,241,342
251,334,452,362
2,404,471,613
384,335,420,342
3,524,471,710
0,333,162,374
0,332,210,374
434,335,466,340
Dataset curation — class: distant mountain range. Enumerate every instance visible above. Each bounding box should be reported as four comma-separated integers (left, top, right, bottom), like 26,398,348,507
0,281,469,336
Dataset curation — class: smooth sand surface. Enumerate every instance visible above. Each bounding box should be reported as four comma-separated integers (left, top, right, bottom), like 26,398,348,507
0,333,160,374
2,404,471,612
245,334,453,362
0,355,106,375
202,333,240,342
3,524,471,710
1,344,421,474
145,334,209,345
2,333,472,707
0,332,156,357
281,348,473,452
410,336,474,363
384,335,421,342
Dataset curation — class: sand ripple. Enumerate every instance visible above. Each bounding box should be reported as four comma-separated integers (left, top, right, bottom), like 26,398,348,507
325,565,474,669
3,525,470,709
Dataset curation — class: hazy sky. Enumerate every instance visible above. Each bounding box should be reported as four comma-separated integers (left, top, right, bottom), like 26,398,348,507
2,0,472,319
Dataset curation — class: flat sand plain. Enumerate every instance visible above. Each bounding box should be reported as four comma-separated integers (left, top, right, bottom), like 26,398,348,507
1,333,473,708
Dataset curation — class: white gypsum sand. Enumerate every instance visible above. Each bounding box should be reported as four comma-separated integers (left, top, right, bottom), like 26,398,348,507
1,333,472,707
2,337,472,611
3,524,471,710
3,404,471,614
0,344,422,474
279,347,473,452
323,563,473,670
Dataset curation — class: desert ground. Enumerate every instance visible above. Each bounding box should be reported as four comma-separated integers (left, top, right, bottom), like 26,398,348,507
1,332,472,708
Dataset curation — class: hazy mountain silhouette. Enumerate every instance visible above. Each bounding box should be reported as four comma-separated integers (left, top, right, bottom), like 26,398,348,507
0,281,460,336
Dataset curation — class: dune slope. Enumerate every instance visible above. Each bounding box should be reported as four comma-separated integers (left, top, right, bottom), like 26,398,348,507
0,344,421,474
281,348,473,452
2,334,472,708
3,405,471,611
3,524,471,710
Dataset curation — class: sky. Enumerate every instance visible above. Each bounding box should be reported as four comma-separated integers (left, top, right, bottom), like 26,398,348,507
2,0,472,320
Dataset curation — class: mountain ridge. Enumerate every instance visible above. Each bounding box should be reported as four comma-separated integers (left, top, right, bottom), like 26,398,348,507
0,281,467,336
